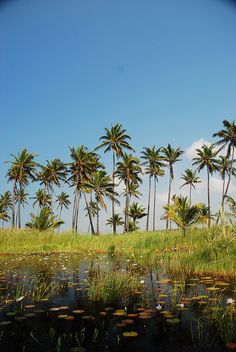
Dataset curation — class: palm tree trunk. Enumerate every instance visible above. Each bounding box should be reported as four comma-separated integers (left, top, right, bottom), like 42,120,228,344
207,169,211,227
18,200,21,229
146,176,151,231
153,177,157,231
12,182,16,229
166,172,172,230
96,198,100,235
189,184,192,206
223,147,235,203
112,151,116,234
83,193,95,235
124,181,129,232
72,192,78,231
75,191,81,233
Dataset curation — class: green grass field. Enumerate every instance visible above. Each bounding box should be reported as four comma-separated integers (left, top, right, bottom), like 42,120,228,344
0,226,235,277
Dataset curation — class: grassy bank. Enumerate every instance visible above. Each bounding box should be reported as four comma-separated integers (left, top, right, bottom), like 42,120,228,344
0,226,235,277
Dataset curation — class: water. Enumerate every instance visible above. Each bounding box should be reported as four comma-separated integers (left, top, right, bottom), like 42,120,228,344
0,253,235,351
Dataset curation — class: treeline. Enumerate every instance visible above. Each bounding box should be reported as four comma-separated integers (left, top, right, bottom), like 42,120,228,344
1,120,236,234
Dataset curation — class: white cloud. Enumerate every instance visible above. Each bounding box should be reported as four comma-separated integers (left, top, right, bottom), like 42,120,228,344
185,139,211,160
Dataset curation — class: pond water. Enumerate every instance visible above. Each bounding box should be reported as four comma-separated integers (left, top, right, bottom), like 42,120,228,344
0,253,235,352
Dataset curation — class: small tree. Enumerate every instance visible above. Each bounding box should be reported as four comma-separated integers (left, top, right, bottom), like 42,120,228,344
162,196,204,236
128,202,147,231
25,208,64,231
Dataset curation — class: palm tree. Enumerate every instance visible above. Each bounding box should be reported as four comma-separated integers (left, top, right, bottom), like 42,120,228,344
1,191,12,210
0,204,10,228
38,159,67,211
128,202,147,230
193,144,219,227
84,200,98,233
95,124,134,234
213,120,236,203
106,214,124,230
68,146,101,233
162,195,204,236
224,195,236,224
25,207,64,231
15,188,28,229
56,192,71,217
6,148,38,228
180,169,201,205
115,154,142,232
31,189,51,213
0,191,12,228
83,170,118,234
161,144,183,230
141,146,165,231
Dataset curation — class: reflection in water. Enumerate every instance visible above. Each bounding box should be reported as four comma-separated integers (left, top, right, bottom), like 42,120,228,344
0,253,235,351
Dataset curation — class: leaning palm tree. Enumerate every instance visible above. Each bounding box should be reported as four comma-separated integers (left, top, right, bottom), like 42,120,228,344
161,144,183,230
141,146,165,231
115,154,142,232
128,202,147,230
162,195,204,236
193,144,219,227
84,200,98,233
25,207,64,231
15,188,28,229
6,148,38,228
95,124,134,234
217,156,236,214
213,120,236,204
106,214,124,231
180,169,201,206
83,170,118,234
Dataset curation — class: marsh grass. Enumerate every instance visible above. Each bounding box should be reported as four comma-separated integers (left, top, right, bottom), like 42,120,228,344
0,225,235,277
88,269,142,304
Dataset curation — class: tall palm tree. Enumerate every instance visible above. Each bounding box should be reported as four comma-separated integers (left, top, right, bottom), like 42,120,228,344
15,188,28,229
161,144,183,230
6,148,38,228
56,191,71,217
68,146,101,233
213,120,236,203
128,202,147,230
141,146,165,231
38,159,67,211
31,189,51,214
193,144,219,227
83,170,118,234
95,124,134,234
152,167,165,231
180,169,201,206
115,154,142,232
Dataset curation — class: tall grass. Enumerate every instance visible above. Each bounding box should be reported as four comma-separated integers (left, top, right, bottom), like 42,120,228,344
0,225,235,277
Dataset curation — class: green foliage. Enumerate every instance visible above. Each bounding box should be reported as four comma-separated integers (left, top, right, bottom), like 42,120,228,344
25,207,64,231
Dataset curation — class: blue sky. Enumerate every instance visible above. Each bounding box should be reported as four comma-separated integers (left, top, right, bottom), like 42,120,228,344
1,0,236,231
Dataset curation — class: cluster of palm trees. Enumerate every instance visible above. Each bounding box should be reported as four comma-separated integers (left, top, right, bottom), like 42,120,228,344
1,120,236,234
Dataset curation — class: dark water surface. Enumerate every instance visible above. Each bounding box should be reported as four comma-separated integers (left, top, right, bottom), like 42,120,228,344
0,253,235,352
